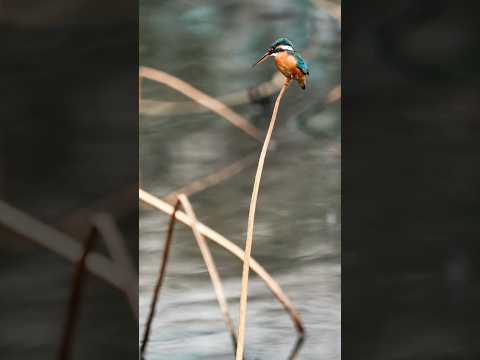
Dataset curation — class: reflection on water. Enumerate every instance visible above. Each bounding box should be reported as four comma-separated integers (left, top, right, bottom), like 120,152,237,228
140,0,340,359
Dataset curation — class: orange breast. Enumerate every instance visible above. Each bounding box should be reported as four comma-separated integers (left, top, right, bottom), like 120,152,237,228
274,52,297,78
274,52,305,83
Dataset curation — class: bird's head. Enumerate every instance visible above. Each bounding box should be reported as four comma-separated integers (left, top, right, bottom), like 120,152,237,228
253,37,296,66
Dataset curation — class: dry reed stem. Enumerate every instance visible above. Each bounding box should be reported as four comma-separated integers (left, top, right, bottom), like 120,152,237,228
139,66,263,142
0,200,123,289
58,228,96,360
236,79,291,360
177,194,238,353
139,189,304,335
140,73,285,117
91,213,139,320
140,199,180,356
164,153,258,204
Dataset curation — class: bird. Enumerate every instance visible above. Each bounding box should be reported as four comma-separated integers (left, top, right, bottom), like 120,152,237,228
253,37,309,90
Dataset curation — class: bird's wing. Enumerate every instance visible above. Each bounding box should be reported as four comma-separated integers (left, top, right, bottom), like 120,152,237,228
294,53,309,75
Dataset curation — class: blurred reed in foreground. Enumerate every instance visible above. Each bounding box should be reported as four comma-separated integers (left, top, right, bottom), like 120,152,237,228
0,202,138,359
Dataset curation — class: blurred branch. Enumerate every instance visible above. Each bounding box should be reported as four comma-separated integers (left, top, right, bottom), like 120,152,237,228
140,72,285,117
0,200,138,319
55,184,137,240
139,66,263,142
0,200,123,289
142,77,340,118
91,213,139,320
164,153,257,204
326,85,341,104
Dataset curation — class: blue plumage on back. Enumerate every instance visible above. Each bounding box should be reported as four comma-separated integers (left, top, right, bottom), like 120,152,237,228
294,53,309,75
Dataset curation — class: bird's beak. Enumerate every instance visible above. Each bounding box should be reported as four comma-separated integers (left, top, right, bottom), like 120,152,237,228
252,49,273,67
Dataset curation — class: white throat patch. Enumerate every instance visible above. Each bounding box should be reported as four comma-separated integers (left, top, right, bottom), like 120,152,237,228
278,45,294,52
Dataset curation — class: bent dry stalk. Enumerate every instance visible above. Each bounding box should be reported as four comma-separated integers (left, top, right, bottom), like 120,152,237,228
236,79,291,360
177,195,238,353
139,66,264,142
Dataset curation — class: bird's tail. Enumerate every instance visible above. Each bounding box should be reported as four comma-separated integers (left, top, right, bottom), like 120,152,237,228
298,76,306,90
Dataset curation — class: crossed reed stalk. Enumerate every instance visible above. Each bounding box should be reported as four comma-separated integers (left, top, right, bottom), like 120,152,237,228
140,194,237,356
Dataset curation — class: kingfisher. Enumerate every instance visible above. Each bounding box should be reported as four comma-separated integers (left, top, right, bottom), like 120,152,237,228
253,37,309,90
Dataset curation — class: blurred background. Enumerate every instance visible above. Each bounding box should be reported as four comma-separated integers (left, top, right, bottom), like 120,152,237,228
139,0,340,359
342,1,480,358
0,0,138,358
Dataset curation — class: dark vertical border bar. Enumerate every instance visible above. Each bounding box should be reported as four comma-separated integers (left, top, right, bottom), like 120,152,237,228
343,1,480,358
0,1,139,358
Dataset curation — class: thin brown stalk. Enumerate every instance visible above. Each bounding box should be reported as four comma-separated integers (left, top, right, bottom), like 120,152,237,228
140,199,180,356
287,335,305,360
164,153,257,204
177,194,238,354
236,79,291,360
139,189,304,336
139,66,263,142
58,228,96,360
91,213,139,320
